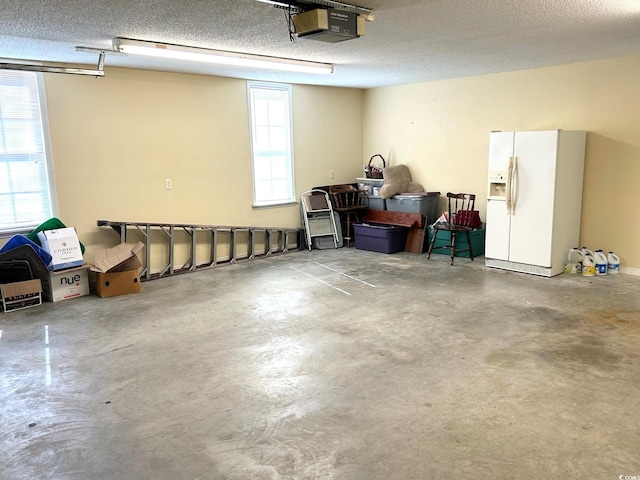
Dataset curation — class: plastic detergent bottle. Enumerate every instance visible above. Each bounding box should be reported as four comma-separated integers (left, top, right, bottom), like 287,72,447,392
607,252,620,275
582,252,596,277
564,247,583,274
594,250,608,275
582,246,594,259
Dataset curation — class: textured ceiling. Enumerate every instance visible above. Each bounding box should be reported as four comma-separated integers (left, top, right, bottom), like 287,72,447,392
1,0,640,88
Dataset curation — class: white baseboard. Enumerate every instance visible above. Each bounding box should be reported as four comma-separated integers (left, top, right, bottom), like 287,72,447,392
620,266,640,276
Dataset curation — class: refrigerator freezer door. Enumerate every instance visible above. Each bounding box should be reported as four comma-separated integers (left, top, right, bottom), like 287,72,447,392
485,198,510,260
488,132,515,171
507,131,559,267
486,132,515,261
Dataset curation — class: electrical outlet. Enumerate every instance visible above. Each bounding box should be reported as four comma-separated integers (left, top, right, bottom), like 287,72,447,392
165,179,172,190
330,170,335,179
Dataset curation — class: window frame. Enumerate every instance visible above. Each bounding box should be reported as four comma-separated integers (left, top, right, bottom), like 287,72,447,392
247,81,296,208
0,66,57,236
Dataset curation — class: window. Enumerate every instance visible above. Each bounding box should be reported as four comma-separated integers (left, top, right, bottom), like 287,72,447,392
248,82,295,206
0,69,55,234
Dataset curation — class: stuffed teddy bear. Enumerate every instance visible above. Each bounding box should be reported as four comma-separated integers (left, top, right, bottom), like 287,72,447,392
378,164,425,199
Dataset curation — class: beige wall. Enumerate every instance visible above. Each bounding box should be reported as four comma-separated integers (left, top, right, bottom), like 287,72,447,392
40,67,363,265
363,55,640,271
5,55,639,272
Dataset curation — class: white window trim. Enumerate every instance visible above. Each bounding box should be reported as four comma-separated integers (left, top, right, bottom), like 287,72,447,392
247,81,296,208
37,71,58,219
0,65,58,236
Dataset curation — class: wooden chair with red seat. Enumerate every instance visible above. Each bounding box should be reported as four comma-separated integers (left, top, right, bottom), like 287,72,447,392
328,184,368,247
427,192,477,265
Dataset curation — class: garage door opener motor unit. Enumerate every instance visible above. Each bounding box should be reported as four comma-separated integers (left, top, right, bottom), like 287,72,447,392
293,8,365,43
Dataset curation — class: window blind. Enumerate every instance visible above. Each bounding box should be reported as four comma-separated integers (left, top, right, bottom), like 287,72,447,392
0,70,54,233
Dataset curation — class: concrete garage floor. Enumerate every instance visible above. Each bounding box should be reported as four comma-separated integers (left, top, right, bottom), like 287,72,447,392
1,248,640,480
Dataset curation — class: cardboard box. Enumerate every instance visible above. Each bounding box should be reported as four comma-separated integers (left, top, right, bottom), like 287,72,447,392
36,227,84,271
91,242,144,298
353,223,408,254
91,242,144,273
95,270,141,298
41,265,90,302
1,279,43,312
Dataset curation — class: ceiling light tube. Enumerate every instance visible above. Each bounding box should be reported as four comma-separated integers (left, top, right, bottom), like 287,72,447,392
113,37,333,75
0,50,109,78
0,62,105,77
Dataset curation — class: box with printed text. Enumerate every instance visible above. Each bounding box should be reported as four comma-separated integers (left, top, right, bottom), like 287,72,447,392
41,264,90,302
36,227,84,271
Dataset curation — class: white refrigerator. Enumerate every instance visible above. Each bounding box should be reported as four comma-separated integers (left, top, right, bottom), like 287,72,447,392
485,130,587,277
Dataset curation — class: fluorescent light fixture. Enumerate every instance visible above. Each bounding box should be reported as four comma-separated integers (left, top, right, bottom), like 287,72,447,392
0,47,126,78
0,62,105,77
0,49,110,77
113,37,333,75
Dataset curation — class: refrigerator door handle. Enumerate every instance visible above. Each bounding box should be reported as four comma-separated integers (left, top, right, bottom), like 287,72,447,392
510,156,518,214
505,156,513,214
